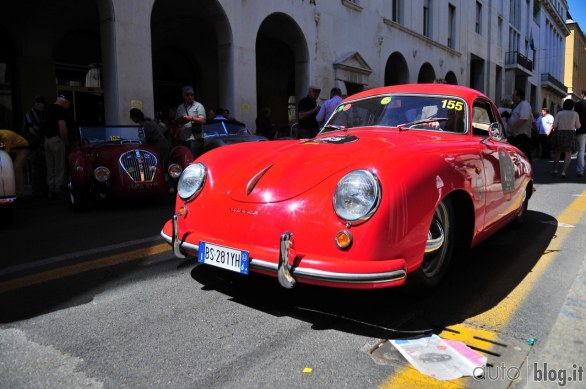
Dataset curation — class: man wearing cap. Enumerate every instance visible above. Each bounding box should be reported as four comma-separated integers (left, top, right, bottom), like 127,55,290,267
175,86,206,156
297,85,321,138
21,95,48,197
43,95,70,198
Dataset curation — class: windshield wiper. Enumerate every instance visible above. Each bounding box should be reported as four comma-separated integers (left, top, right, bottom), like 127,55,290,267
322,124,347,132
397,118,448,131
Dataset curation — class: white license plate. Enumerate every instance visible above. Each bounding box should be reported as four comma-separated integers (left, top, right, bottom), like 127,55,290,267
198,241,249,274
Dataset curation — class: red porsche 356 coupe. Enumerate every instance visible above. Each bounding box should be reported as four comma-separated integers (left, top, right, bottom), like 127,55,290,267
161,84,533,291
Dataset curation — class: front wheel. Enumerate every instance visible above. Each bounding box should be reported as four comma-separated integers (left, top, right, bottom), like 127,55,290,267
69,181,89,211
409,198,455,291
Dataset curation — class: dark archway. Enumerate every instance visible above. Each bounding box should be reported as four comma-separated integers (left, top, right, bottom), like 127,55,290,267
417,62,436,83
0,25,17,129
444,70,458,85
256,13,309,128
384,52,409,86
151,0,231,120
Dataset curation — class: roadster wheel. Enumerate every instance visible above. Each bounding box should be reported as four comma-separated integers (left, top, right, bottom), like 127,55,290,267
411,198,455,290
69,180,89,211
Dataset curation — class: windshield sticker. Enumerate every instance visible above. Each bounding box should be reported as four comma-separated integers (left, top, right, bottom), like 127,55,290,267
336,105,345,112
303,135,359,145
381,97,392,105
441,99,464,111
342,104,351,111
110,135,121,141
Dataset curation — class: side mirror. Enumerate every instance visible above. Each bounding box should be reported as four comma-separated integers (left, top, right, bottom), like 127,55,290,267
488,122,506,141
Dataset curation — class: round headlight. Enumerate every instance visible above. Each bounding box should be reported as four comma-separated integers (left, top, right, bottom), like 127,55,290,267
177,162,207,201
94,166,110,182
168,163,183,179
333,170,380,223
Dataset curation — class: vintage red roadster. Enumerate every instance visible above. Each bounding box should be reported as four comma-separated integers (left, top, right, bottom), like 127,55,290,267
68,126,178,209
161,84,533,291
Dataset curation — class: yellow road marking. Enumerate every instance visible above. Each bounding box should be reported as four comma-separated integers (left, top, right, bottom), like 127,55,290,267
380,189,586,388
0,243,171,294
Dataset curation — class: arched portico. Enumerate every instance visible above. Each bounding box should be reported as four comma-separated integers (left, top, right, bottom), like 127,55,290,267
417,62,436,83
384,52,409,86
255,13,309,128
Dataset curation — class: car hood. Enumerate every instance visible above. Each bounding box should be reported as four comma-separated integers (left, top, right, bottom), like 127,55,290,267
225,131,432,203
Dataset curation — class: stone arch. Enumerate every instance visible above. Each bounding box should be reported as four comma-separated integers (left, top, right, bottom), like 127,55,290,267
384,52,409,86
151,0,232,119
417,62,436,83
444,70,458,85
255,13,309,127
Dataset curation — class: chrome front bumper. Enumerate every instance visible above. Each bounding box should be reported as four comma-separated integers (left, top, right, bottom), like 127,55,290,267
161,227,407,289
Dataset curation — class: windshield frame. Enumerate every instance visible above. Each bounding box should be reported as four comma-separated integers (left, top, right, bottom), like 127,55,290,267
321,93,469,135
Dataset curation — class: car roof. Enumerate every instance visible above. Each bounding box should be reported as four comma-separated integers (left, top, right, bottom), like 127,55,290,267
346,84,487,102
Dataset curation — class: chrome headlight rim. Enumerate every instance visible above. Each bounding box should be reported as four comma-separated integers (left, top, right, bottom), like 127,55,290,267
168,163,183,179
333,169,381,225
94,166,110,182
177,162,207,201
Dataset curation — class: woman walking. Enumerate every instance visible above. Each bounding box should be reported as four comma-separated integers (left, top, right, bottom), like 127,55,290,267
551,99,581,178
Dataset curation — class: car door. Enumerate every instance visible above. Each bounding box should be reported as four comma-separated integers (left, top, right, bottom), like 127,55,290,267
472,98,522,231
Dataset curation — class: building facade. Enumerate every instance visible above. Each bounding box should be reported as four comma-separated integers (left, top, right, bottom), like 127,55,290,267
0,0,579,132
565,16,586,100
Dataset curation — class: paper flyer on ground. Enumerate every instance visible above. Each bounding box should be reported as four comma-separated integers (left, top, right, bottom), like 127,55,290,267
390,334,487,380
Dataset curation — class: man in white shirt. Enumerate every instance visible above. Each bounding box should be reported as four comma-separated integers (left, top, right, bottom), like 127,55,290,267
507,89,534,164
536,108,553,159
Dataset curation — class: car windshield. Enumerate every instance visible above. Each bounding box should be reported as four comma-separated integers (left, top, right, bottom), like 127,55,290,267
202,121,250,137
79,126,142,144
323,94,468,134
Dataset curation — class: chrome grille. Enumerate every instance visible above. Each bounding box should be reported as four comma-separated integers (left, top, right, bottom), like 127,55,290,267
119,150,158,182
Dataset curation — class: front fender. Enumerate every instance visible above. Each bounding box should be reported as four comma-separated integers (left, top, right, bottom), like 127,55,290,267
68,150,89,185
169,145,194,168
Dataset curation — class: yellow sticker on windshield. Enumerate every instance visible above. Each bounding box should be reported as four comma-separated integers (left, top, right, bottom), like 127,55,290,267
441,99,464,111
381,96,391,105
110,135,121,141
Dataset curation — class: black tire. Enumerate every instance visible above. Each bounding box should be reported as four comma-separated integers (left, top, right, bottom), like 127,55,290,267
69,183,89,211
409,198,455,290
510,185,529,228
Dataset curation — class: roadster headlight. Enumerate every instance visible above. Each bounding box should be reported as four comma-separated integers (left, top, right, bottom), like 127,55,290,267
333,170,380,223
177,162,207,201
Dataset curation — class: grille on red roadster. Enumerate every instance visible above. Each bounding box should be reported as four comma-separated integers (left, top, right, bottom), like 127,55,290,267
119,150,158,182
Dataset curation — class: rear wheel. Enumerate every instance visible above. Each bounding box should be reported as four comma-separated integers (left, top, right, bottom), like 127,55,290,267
510,185,529,228
409,198,455,290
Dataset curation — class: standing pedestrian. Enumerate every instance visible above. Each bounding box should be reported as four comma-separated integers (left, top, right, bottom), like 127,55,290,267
536,108,553,159
507,89,533,164
297,85,321,138
0,129,30,198
43,94,70,198
574,89,586,177
551,99,581,178
316,87,343,128
21,95,48,197
175,86,206,157
129,108,171,165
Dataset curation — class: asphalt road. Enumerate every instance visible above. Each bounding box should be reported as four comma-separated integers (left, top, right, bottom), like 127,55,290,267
0,156,585,388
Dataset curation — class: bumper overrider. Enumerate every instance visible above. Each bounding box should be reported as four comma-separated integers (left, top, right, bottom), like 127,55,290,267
161,215,407,289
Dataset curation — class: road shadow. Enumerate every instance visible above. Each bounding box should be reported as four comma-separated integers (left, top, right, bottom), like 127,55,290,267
187,210,557,340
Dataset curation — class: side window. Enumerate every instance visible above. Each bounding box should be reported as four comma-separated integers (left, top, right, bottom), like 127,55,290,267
472,99,496,136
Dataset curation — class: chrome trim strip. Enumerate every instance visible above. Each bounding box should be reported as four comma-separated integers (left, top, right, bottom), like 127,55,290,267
159,231,406,284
